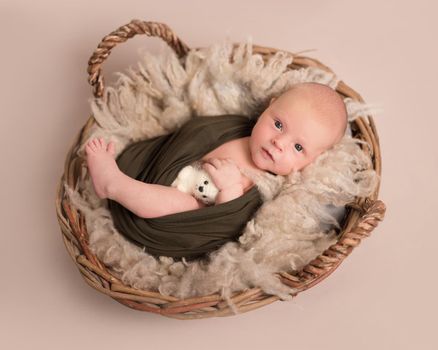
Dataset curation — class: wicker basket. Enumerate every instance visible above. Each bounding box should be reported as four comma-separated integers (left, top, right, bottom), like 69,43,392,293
55,19,386,320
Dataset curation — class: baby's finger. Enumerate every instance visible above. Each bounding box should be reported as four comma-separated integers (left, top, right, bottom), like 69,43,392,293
208,158,222,168
202,162,217,174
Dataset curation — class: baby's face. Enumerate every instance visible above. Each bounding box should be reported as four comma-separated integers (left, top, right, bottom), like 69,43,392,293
249,86,346,175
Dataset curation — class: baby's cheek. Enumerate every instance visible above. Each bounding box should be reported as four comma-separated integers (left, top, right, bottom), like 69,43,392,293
300,156,316,170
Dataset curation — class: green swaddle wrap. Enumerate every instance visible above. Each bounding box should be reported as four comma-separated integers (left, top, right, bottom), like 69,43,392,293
108,115,264,261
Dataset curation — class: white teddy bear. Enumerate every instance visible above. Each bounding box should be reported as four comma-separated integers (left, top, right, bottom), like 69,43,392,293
171,165,219,205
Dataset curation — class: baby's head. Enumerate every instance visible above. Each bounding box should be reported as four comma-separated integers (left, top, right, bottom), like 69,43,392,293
249,82,347,175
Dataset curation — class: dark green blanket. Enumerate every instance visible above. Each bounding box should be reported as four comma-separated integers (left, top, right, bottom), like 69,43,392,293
108,115,263,261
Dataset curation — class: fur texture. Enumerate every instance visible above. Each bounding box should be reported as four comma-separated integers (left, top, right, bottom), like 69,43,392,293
65,39,379,311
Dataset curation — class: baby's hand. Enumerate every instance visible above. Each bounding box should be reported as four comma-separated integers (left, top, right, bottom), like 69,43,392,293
202,158,243,191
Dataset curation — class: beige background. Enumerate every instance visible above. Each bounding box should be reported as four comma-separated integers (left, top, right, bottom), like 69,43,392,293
1,0,437,349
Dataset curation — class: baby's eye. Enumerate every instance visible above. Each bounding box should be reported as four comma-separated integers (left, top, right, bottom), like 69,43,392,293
274,120,282,130
295,144,303,152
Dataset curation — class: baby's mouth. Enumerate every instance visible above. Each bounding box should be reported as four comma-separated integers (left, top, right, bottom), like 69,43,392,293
262,148,274,161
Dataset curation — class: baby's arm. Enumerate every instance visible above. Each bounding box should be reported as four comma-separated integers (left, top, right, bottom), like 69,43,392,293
202,158,244,205
112,182,206,218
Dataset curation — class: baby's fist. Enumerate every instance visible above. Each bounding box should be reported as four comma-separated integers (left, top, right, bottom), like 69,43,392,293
202,158,243,191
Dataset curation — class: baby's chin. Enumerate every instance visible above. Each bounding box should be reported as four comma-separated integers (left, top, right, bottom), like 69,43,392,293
251,152,277,175
250,152,265,171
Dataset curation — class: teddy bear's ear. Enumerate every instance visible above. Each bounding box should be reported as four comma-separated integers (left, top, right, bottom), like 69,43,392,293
179,165,194,179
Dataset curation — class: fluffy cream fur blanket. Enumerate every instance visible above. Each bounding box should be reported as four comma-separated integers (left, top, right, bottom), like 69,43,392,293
65,39,379,311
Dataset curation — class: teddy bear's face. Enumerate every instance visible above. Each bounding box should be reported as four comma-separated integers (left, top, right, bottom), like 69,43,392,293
193,176,218,205
171,165,219,205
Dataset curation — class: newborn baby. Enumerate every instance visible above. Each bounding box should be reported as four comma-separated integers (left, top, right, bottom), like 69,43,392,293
85,82,347,218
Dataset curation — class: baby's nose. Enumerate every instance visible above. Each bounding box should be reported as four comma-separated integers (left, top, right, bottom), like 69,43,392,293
272,138,286,152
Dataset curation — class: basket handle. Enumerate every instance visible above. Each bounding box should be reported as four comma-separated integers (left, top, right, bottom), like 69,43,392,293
87,19,190,98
